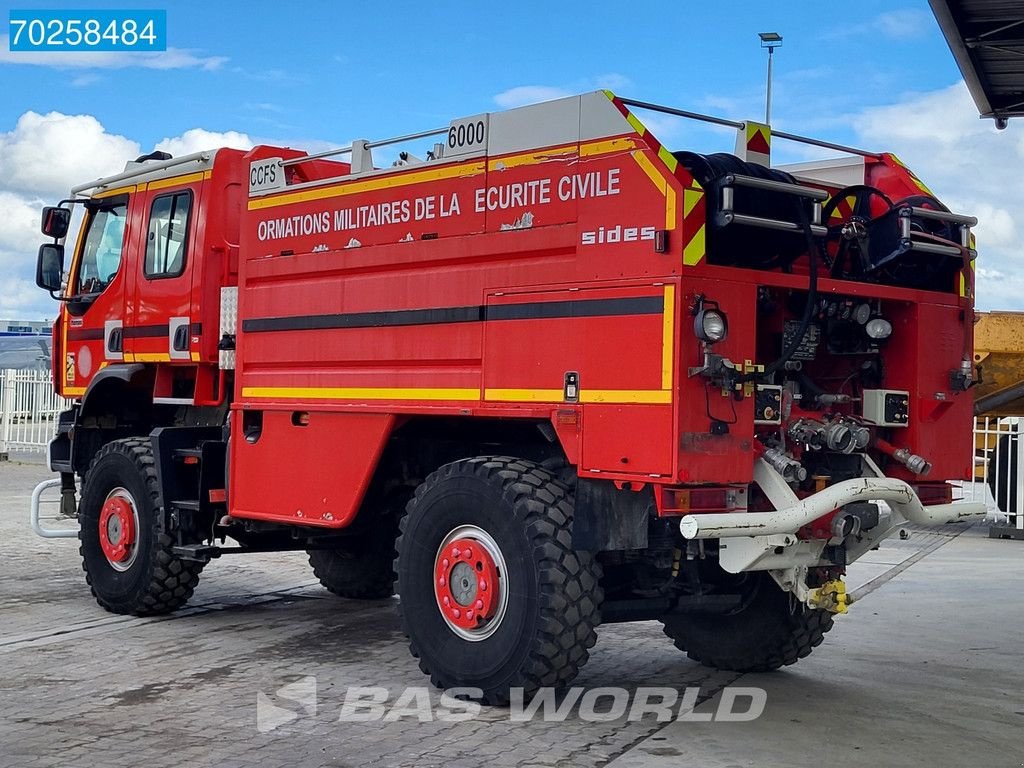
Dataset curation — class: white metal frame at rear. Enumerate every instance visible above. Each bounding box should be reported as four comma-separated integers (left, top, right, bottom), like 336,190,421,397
0,368,68,456
965,416,1024,532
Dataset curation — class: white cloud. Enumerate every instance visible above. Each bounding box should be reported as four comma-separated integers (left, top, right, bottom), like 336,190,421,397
245,102,283,113
0,276,51,320
0,111,140,198
594,73,632,92
0,36,227,70
875,9,934,40
822,9,935,41
852,81,1023,310
155,128,254,157
0,191,47,259
71,73,102,87
493,74,634,110
493,85,573,109
0,112,258,319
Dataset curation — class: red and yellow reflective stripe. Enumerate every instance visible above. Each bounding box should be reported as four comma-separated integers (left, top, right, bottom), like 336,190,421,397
682,187,706,266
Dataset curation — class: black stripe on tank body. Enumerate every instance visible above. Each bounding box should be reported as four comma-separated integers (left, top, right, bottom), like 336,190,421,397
241,294,663,333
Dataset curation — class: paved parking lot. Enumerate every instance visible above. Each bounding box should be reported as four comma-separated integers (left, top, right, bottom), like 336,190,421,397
1,459,1021,768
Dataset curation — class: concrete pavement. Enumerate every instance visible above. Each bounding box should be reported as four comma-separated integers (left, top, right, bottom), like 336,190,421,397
0,459,1020,768
609,525,1024,768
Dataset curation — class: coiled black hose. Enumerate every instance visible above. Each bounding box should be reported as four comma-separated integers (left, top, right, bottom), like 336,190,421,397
675,151,822,383
675,151,809,270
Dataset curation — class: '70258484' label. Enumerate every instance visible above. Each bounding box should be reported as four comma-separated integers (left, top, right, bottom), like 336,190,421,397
8,9,167,52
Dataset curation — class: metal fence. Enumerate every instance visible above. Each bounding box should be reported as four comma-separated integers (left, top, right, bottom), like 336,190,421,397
0,368,68,455
964,416,1024,529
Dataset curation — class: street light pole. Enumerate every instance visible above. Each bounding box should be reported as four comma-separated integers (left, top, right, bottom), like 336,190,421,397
758,32,783,125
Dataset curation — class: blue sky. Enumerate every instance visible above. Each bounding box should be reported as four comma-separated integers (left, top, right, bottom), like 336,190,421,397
1,0,963,151
1,1,1021,319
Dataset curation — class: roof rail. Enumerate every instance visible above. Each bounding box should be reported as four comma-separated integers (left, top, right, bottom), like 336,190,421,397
251,92,881,201
280,126,448,169
618,97,881,159
70,150,213,195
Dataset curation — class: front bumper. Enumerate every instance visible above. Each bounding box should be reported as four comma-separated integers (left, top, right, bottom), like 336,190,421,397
30,477,78,539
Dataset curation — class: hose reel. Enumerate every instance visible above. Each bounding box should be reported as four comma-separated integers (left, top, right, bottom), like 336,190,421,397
821,185,976,292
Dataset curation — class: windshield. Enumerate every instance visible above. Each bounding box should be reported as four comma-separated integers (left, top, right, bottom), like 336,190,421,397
75,197,127,295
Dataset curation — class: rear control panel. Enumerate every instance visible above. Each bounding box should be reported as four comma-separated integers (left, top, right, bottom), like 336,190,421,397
862,389,909,427
754,384,783,424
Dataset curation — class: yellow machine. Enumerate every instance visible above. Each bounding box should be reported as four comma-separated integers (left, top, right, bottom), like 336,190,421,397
974,312,1024,417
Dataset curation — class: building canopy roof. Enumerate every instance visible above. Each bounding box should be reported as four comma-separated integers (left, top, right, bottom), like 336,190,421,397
930,0,1024,124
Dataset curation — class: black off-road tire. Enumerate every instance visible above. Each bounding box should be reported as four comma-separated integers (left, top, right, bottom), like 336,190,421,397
308,537,396,600
79,438,204,615
661,572,834,672
395,456,603,705
307,486,408,599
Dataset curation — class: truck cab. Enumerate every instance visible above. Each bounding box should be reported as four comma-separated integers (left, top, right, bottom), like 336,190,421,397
43,150,240,410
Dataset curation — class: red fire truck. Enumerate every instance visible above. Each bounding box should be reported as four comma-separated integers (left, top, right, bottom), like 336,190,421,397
32,91,984,703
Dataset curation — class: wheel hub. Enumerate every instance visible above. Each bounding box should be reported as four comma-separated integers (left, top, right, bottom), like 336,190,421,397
99,490,138,569
449,561,478,606
434,530,505,640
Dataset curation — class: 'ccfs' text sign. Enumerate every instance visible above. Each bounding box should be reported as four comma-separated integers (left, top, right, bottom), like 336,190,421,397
8,9,167,52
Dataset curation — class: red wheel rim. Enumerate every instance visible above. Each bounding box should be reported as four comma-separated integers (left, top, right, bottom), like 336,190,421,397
434,535,502,635
99,492,137,566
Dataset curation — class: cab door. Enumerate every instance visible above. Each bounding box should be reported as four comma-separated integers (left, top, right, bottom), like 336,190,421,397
62,192,133,398
126,180,203,374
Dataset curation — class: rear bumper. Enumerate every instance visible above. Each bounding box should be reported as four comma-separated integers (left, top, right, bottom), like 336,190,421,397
678,456,986,580
680,474,985,539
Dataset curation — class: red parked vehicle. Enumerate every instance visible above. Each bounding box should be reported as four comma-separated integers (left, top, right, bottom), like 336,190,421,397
32,91,983,703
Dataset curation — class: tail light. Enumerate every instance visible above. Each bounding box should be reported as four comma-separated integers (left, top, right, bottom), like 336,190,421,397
657,485,746,516
914,483,955,506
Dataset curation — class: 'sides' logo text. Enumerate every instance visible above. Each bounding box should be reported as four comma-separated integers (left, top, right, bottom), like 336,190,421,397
581,224,657,246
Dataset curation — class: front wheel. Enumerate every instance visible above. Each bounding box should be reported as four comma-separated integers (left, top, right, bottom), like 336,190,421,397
395,457,602,705
79,438,204,615
661,572,835,672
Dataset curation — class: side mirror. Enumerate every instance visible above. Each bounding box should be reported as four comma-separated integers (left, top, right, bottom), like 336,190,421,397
41,206,71,239
36,243,64,292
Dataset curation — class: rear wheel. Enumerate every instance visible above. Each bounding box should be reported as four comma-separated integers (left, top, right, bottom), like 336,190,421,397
661,571,834,672
396,456,602,704
79,438,204,615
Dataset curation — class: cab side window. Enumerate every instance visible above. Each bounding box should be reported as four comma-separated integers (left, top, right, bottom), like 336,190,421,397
145,191,192,279
75,197,128,295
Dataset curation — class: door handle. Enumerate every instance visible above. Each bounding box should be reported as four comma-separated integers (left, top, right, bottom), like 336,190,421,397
172,324,189,352
108,327,123,353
